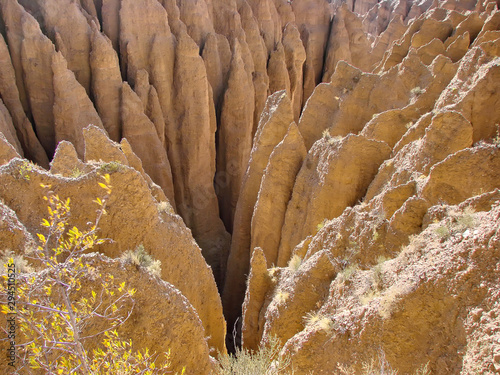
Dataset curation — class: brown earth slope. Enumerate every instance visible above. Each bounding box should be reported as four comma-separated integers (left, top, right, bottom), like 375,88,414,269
0,0,500,373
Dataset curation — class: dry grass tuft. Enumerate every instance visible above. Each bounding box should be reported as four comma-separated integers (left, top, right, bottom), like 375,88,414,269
121,244,162,277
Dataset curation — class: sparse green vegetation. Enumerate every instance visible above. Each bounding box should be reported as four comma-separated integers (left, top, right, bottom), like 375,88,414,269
434,224,451,239
288,254,302,272
322,130,342,145
376,255,390,265
157,201,175,214
16,160,34,180
99,161,123,174
336,356,430,375
316,218,328,232
410,86,424,96
493,124,500,146
70,167,85,178
303,312,335,333
0,249,33,274
456,206,476,230
121,244,162,278
434,206,477,241
274,289,289,304
339,263,358,282
216,336,292,375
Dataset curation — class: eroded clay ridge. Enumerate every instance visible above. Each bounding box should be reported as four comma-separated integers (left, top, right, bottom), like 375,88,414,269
0,0,462,285
0,0,500,373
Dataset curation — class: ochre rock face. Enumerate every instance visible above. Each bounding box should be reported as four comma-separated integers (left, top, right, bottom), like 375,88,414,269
291,0,331,104
216,39,255,231
121,82,176,207
241,247,272,351
0,0,500,373
223,91,294,331
0,131,20,165
0,153,226,357
76,254,217,375
0,99,22,156
90,21,122,142
20,11,57,157
277,135,392,267
35,0,93,94
171,30,231,285
50,140,92,177
52,52,105,159
250,122,307,268
0,32,48,167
